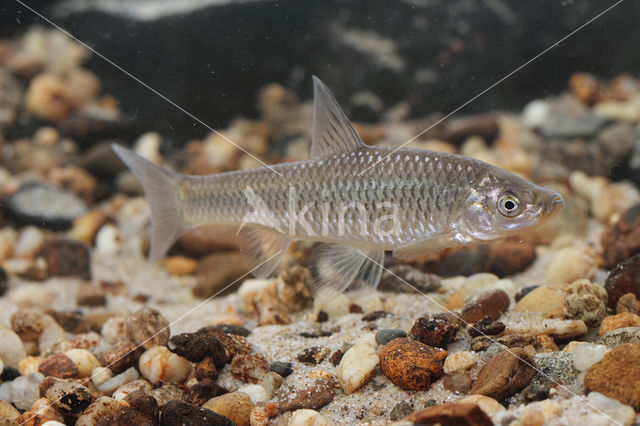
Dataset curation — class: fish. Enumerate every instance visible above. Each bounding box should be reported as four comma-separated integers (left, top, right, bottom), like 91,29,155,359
113,76,564,296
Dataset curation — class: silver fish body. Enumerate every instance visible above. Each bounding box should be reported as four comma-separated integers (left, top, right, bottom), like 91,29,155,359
114,76,563,295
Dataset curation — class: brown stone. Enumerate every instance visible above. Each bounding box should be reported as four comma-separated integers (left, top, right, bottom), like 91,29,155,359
35,239,91,280
194,357,218,381
184,378,228,407
48,310,91,334
38,353,78,379
599,312,640,335
231,353,270,383
462,290,511,324
179,225,240,256
403,402,493,426
471,348,536,401
410,313,459,348
379,338,447,391
168,326,251,367
11,310,49,341
98,341,143,374
76,284,107,306
125,307,170,350
192,252,251,298
297,346,330,365
443,372,472,394
468,318,505,337
470,334,537,352
605,253,640,308
617,293,640,315
277,379,335,412
584,343,640,410
602,204,640,268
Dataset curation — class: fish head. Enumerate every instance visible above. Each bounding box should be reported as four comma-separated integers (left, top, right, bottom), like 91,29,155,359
460,171,564,241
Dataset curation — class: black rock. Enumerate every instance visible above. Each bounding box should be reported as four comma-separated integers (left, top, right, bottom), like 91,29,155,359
270,361,294,378
160,400,235,426
0,267,7,297
5,182,88,231
375,329,408,346
0,366,20,382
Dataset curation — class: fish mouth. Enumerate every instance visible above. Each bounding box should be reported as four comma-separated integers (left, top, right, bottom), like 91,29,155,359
548,193,565,213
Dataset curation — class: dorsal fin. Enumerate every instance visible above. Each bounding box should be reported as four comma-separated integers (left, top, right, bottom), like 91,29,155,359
311,76,365,159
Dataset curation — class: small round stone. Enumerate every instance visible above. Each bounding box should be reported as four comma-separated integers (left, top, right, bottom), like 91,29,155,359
337,342,379,394
0,328,27,368
139,345,192,384
379,338,447,391
64,349,101,378
270,361,293,377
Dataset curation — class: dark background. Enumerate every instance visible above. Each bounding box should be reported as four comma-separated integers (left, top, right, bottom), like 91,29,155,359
1,0,637,145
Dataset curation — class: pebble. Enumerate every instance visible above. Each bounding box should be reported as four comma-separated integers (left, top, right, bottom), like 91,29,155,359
277,379,335,412
462,289,510,324
231,353,270,384
261,371,283,398
149,383,184,406
125,307,170,350
443,371,472,394
5,182,87,231
168,326,251,367
599,312,640,335
248,402,277,426
471,348,536,401
98,341,143,374
69,209,108,245
289,409,335,426
203,391,254,426
184,378,227,406
139,345,192,384
45,381,94,415
236,383,269,404
19,397,65,424
502,314,588,339
0,399,20,421
164,256,198,276
297,346,330,365
443,351,477,374
601,204,640,268
402,402,493,426
584,343,640,410
596,326,640,347
337,342,379,394
0,328,27,368
389,401,414,421
19,356,43,375
570,343,609,372
379,338,447,391
160,400,235,426
468,317,506,337
377,264,442,293
75,396,120,426
409,313,459,348
529,352,579,390
38,353,78,379
194,357,218,381
270,360,293,377
562,279,608,326
76,284,106,307
10,310,50,342
94,224,120,256
586,392,636,426
513,286,565,318
457,395,505,416
193,252,252,299
604,253,640,308
35,238,91,280
111,378,155,402
0,372,44,410
90,366,112,389
543,247,596,284
375,329,407,346
616,294,640,317
15,226,45,258
63,349,100,378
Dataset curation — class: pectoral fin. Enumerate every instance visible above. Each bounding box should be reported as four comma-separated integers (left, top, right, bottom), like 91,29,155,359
238,225,290,278
392,232,456,260
309,243,385,297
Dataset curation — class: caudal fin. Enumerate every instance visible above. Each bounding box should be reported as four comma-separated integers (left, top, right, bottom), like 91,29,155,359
112,144,185,261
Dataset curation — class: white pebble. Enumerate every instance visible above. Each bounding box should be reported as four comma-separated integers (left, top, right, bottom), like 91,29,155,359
444,351,478,374
587,392,635,426
337,342,379,394
112,378,151,401
91,366,113,388
139,345,192,384
95,224,120,255
289,409,335,426
100,316,129,344
572,344,609,372
354,332,378,349
38,321,67,354
76,396,120,426
237,384,270,404
0,328,27,368
42,422,66,426
313,292,350,318
97,367,140,395
523,99,550,128
65,349,101,377
15,226,45,257
0,372,44,410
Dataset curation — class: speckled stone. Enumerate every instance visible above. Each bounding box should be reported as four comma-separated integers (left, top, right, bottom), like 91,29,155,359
584,343,640,410
471,348,536,401
379,338,447,391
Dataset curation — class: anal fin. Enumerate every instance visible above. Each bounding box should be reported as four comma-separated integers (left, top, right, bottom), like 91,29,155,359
309,244,385,297
238,226,290,278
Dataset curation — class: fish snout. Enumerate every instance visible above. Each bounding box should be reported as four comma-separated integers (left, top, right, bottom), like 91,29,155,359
548,192,565,212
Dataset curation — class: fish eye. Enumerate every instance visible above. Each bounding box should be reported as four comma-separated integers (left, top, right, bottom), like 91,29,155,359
497,193,521,217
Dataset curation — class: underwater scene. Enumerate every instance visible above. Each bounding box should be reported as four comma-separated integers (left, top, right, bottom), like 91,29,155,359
1,1,640,425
